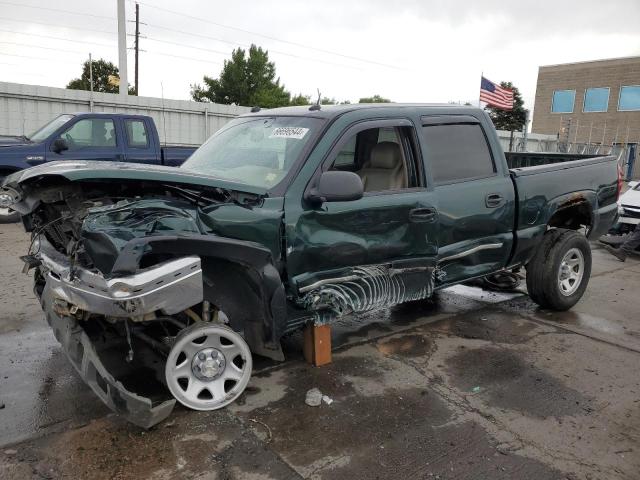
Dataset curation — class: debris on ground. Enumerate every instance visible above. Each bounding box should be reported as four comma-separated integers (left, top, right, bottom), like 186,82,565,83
305,388,323,407
322,395,334,405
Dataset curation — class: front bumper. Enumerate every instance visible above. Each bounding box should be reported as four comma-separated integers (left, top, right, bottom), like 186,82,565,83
41,284,176,428
37,237,203,318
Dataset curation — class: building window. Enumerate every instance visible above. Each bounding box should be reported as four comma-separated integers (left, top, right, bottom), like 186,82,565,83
551,90,575,113
583,87,609,112
619,85,640,111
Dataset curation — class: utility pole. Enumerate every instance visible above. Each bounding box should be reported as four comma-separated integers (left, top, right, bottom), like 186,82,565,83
89,52,94,111
134,2,140,96
117,0,128,96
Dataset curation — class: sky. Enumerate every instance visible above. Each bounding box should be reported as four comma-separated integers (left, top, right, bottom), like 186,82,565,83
1,0,639,115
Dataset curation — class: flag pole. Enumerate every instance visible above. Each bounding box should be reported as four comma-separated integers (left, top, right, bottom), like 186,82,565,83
479,71,483,108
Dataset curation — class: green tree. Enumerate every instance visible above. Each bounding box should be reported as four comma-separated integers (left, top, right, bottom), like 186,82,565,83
191,45,291,108
289,93,311,106
485,82,527,131
66,59,135,95
358,94,391,103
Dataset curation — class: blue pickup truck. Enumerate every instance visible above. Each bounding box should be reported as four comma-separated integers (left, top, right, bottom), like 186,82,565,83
0,113,197,222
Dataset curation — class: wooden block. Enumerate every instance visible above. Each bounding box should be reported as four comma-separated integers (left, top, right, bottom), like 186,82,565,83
303,324,332,366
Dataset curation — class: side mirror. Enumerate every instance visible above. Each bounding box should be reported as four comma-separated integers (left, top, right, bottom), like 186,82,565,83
52,138,69,154
307,171,364,204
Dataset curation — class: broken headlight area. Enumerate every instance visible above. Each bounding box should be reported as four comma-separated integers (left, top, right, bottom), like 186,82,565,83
80,198,203,274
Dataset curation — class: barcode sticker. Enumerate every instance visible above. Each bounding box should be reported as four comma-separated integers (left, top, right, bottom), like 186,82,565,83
269,127,309,139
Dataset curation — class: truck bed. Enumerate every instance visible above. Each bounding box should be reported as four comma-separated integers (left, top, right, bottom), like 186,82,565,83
507,153,619,266
505,152,603,169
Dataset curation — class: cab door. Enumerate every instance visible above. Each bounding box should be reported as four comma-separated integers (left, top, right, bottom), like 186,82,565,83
419,115,515,285
48,116,125,161
284,119,439,315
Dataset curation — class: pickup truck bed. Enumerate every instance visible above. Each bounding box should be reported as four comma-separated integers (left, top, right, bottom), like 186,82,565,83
1,103,621,426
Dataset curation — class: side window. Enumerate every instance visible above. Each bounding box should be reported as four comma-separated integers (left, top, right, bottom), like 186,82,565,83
125,120,150,148
422,124,495,185
60,118,116,149
330,126,420,193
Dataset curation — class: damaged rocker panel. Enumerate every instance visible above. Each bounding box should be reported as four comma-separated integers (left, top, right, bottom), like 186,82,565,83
299,264,436,323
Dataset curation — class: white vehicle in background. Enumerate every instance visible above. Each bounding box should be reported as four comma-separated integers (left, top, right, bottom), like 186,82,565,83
602,181,640,251
617,181,640,231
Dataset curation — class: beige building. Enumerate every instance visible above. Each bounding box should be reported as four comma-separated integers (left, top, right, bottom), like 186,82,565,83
531,56,640,146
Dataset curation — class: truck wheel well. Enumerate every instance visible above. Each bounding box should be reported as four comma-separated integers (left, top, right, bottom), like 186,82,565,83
547,201,592,231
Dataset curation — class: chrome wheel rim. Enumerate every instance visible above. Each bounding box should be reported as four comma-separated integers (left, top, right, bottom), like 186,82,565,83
165,324,252,411
557,248,585,296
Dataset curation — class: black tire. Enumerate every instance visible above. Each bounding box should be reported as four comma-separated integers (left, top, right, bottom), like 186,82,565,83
526,229,592,311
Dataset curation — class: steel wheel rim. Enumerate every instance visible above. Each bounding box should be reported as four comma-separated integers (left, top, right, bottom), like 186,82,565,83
557,247,585,296
165,325,252,411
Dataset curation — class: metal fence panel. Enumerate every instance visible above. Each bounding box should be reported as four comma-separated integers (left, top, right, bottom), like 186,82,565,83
0,81,250,146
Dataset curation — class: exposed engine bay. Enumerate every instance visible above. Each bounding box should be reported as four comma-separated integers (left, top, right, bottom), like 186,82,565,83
6,175,284,427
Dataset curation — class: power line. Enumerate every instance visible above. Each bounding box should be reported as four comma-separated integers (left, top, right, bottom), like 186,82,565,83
0,1,114,21
0,52,79,64
144,50,222,65
0,40,92,55
0,28,115,48
145,36,229,57
0,17,116,35
138,1,402,70
145,23,360,71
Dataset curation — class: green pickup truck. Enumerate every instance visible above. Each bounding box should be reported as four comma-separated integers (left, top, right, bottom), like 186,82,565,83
1,104,621,426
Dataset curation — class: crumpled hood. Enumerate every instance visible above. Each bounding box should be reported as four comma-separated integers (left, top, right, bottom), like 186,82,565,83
2,160,267,196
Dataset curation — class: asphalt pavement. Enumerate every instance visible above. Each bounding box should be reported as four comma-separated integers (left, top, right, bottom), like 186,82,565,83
1,222,639,480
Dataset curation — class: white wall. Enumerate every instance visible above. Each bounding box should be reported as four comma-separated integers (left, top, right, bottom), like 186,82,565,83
0,82,250,146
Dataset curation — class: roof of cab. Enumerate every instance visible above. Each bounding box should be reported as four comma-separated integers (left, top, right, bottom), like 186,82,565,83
240,103,483,119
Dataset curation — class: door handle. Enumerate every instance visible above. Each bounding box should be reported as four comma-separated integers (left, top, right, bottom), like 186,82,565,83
485,193,504,208
409,207,437,223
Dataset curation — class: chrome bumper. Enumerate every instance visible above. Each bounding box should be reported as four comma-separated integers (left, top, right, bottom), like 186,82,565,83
38,238,203,317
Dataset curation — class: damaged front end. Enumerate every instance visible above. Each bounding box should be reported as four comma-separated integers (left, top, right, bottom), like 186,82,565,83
4,166,286,426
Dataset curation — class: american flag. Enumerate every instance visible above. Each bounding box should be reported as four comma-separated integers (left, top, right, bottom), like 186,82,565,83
480,76,514,110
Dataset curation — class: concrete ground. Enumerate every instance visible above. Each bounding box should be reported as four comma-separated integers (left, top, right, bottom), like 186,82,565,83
1,222,639,480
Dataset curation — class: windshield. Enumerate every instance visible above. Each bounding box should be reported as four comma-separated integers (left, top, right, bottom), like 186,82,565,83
28,114,74,142
181,116,322,189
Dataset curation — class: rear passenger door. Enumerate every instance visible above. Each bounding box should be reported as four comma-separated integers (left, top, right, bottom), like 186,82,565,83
123,117,160,164
419,115,515,285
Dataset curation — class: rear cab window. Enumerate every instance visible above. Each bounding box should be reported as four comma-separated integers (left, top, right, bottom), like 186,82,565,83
421,122,496,185
125,119,150,148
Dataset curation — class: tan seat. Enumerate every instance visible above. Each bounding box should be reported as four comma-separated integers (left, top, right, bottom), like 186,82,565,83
357,141,406,192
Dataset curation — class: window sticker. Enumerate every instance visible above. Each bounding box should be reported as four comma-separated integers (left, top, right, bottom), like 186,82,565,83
269,127,309,139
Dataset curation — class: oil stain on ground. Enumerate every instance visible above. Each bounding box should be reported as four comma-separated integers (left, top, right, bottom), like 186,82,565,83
445,345,592,418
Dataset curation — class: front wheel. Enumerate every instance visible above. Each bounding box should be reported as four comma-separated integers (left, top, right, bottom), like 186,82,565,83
526,229,592,311
165,323,252,411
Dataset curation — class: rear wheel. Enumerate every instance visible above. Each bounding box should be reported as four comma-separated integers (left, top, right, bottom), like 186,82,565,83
165,323,252,411
526,229,592,311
